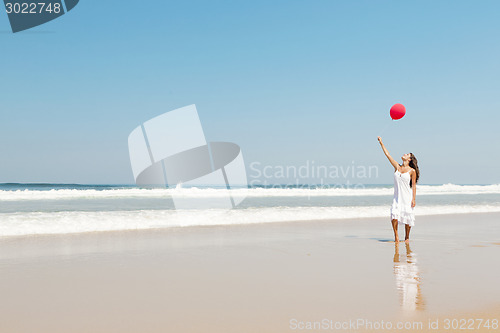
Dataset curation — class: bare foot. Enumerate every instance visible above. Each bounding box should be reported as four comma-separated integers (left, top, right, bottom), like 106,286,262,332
404,239,410,244
395,237,400,243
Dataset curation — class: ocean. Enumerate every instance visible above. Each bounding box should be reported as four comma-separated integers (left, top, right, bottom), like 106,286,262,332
1,183,500,237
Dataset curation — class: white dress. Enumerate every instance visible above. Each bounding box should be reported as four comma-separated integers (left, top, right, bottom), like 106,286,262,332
391,170,415,226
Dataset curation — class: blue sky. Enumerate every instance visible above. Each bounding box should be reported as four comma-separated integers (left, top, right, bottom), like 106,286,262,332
1,0,499,185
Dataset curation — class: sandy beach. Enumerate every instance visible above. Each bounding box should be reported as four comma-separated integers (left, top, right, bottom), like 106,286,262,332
1,212,499,333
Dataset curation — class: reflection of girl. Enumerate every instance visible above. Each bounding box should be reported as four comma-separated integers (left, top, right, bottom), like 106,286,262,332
378,136,420,243
393,243,424,311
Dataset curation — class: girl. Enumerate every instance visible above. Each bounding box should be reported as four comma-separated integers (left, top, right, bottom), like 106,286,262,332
378,136,420,243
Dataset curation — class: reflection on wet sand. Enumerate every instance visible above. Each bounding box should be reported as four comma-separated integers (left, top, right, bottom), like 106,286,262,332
393,243,425,311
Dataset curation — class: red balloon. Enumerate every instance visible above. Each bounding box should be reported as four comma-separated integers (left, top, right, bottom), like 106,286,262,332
390,103,406,120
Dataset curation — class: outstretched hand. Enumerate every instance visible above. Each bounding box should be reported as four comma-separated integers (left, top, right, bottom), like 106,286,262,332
377,136,382,144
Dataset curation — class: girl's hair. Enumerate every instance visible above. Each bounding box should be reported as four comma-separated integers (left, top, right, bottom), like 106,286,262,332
409,153,420,188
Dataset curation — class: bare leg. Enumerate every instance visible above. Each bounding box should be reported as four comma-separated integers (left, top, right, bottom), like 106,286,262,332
391,219,399,242
404,224,411,243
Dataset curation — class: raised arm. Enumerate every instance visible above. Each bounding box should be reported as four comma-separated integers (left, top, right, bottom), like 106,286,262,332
377,136,399,171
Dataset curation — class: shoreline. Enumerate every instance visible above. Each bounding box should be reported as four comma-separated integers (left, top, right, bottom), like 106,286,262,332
2,210,500,241
1,212,499,332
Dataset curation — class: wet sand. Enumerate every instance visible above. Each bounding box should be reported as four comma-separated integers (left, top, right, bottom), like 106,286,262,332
0,212,499,332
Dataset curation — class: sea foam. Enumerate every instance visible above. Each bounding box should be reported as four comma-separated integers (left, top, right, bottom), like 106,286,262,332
1,204,500,237
1,184,500,201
